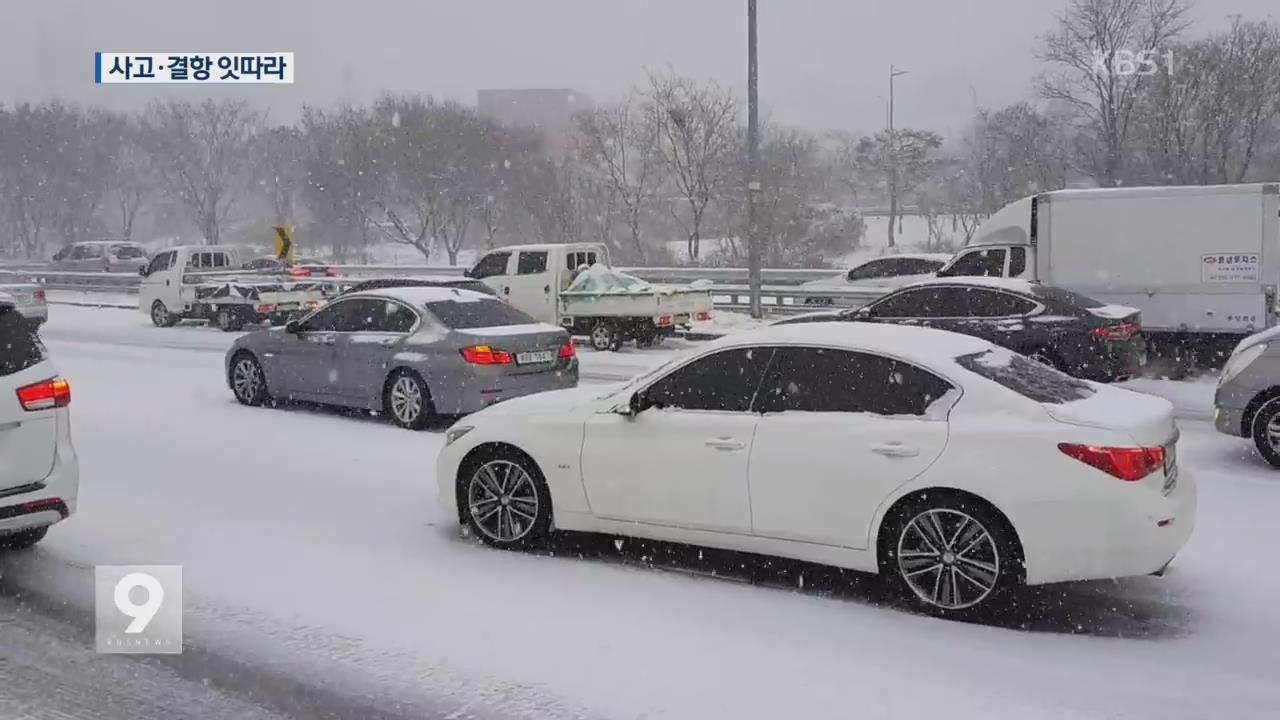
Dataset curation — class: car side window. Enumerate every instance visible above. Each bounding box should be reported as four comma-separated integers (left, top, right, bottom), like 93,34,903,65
847,259,893,281
902,258,944,275
145,252,172,275
643,347,774,412
372,300,418,333
301,301,359,332
942,248,1006,277
870,287,970,319
1008,247,1027,277
471,252,511,279
758,347,955,417
966,289,1036,318
517,251,549,275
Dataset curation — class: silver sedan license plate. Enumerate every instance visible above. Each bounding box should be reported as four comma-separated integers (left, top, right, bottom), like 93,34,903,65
516,350,555,365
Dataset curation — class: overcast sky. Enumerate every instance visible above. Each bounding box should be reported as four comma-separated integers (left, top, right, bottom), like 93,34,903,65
1,0,1271,137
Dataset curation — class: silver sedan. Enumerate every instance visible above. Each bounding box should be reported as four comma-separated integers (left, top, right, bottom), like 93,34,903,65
225,286,579,428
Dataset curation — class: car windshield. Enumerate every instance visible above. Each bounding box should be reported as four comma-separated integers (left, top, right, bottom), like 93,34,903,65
0,306,47,376
425,298,535,328
955,349,1096,403
110,244,145,258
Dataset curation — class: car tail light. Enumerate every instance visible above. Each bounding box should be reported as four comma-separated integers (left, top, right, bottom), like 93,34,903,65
1091,322,1140,342
303,300,323,311
256,304,276,314
656,315,674,327
558,342,576,359
16,377,71,411
325,268,339,277
695,311,713,321
1058,443,1164,481
32,289,46,304
287,266,311,277
460,345,513,365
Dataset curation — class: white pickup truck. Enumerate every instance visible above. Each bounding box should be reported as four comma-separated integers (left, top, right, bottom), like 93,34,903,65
466,242,714,350
138,245,341,331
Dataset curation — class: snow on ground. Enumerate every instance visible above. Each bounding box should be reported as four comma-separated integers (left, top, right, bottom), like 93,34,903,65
6,306,1277,719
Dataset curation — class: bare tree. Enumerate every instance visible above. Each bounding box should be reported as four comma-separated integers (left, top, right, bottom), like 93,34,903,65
111,117,158,241
847,129,942,247
301,105,387,261
577,93,661,262
253,125,308,226
140,99,262,244
1039,0,1190,185
646,71,737,261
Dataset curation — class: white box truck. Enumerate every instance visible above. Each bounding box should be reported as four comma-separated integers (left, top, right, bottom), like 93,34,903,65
936,183,1280,363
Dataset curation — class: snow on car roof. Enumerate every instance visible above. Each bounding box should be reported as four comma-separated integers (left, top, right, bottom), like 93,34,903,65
345,285,494,304
852,252,952,266
708,319,994,362
900,276,1039,294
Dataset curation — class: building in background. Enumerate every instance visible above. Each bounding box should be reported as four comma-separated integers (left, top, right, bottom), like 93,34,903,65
477,88,593,156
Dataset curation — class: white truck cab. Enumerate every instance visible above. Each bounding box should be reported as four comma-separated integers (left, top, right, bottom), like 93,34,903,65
466,243,713,350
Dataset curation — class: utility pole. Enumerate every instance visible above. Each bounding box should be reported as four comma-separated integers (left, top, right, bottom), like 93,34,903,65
747,0,762,319
887,64,909,247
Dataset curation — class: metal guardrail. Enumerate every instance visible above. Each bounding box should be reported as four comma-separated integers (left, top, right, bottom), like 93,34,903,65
0,265,867,316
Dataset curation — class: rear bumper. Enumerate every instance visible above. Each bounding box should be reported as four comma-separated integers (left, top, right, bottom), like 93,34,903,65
1017,469,1196,586
0,412,78,536
434,361,579,415
1069,336,1145,382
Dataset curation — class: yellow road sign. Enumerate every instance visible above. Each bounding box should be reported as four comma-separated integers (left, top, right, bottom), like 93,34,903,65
273,225,294,262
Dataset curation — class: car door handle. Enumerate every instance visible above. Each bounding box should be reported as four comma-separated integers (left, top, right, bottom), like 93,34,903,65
871,442,919,458
704,437,746,451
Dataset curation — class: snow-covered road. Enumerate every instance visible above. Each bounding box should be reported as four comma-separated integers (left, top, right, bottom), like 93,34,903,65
3,306,1279,719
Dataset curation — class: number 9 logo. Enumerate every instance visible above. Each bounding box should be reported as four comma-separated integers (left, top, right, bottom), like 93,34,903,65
114,572,164,633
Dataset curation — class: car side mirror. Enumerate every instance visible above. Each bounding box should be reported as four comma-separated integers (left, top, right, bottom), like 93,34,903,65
463,268,476,279
285,320,302,334
138,266,149,277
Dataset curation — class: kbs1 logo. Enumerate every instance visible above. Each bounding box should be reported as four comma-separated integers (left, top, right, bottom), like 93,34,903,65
95,565,183,654
1092,49,1176,77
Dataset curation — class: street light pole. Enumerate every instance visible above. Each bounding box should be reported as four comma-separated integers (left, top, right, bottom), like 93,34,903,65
747,0,762,319
887,64,908,247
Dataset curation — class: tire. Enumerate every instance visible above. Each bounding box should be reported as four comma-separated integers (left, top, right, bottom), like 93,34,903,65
215,308,245,332
229,351,270,407
383,369,434,430
589,322,621,352
1249,397,1280,469
150,300,178,327
879,493,1021,620
0,526,48,551
458,448,553,549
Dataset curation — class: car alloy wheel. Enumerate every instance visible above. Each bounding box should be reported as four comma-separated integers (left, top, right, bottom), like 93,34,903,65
466,459,541,544
390,375,424,424
231,354,267,406
896,508,1000,611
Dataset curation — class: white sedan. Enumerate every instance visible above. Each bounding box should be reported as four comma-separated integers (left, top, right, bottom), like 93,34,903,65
436,322,1195,618
801,253,952,305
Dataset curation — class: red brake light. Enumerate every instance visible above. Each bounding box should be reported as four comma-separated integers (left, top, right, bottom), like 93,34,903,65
558,342,576,359
656,315,674,327
460,345,513,365
1058,443,1163,481
32,289,46,304
325,268,339,277
256,304,276,314
695,311,713,321
16,377,71,411
1090,322,1140,341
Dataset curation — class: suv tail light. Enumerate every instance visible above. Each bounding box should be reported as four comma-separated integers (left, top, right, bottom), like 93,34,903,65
460,345,513,365
1091,322,1140,342
1058,443,1163,481
32,289,46,304
16,377,71,411
558,342,576,359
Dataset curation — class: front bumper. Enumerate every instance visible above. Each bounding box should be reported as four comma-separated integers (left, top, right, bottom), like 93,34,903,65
1214,403,1246,437
1018,469,1196,586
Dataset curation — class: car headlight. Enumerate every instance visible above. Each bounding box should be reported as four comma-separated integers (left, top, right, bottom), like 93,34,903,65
444,425,475,446
1221,343,1267,384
